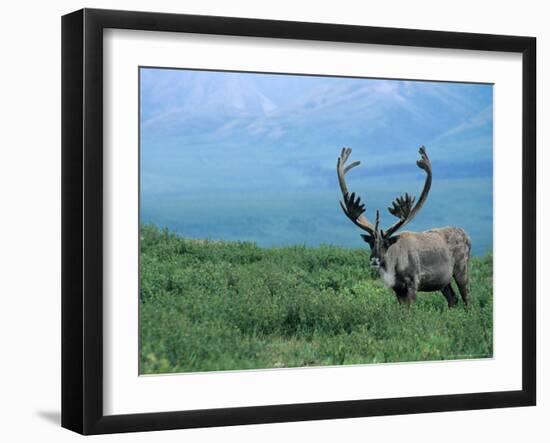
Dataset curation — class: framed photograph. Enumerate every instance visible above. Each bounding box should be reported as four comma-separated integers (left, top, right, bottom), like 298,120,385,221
61,8,536,435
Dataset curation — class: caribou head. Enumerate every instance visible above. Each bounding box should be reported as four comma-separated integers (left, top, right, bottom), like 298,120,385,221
337,146,471,307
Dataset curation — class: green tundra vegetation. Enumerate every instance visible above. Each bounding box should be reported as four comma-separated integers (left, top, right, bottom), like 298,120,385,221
139,225,493,374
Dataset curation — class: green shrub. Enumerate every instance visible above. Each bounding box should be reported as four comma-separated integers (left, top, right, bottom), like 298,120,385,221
140,225,493,373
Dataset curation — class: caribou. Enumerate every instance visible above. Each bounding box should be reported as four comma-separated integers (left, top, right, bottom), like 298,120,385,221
337,146,471,307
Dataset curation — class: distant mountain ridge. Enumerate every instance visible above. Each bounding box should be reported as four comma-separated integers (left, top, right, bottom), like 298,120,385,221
141,69,492,167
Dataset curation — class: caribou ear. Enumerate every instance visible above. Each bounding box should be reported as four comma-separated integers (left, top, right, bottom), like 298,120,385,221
386,234,400,246
360,234,374,247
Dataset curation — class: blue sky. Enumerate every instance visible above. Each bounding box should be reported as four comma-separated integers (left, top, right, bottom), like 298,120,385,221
140,68,493,255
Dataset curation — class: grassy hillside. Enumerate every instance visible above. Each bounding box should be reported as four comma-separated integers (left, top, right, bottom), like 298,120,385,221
140,225,493,374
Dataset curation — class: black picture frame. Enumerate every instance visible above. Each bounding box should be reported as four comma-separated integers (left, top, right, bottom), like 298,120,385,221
61,8,536,435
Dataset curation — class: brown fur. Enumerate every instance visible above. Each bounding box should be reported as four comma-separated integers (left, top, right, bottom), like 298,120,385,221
378,227,471,306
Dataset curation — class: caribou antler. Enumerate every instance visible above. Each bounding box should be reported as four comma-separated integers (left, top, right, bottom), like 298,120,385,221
384,146,432,237
336,147,376,235
388,193,415,220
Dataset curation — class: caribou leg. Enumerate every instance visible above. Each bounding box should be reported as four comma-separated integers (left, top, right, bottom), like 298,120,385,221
453,261,470,306
441,284,458,308
406,287,417,304
454,274,469,306
393,286,407,305
394,285,417,305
